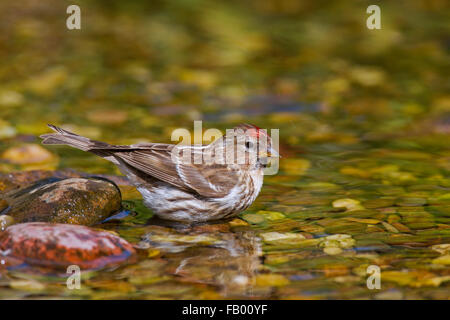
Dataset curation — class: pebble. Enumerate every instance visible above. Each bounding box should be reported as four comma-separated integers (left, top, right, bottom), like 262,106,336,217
1,144,58,169
241,213,265,224
432,255,450,265
0,222,136,270
332,198,364,211
9,280,46,292
381,222,399,233
431,244,450,255
5,177,121,226
396,197,427,207
0,215,14,231
260,232,305,243
254,274,290,287
255,210,285,221
363,199,395,209
323,247,343,255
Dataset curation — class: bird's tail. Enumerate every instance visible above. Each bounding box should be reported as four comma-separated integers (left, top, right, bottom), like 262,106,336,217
40,124,111,152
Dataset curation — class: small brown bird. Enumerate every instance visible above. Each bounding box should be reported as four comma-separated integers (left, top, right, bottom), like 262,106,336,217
41,124,278,222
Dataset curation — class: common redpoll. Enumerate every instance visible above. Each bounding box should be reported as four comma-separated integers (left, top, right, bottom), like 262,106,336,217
41,124,278,222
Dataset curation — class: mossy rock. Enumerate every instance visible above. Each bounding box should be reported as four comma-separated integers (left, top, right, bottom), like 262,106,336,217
2,177,121,226
0,169,82,193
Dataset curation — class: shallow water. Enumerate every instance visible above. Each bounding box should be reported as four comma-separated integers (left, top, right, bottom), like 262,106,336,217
0,0,449,299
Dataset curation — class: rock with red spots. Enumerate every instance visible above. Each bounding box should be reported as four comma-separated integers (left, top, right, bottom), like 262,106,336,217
2,177,121,226
0,222,136,270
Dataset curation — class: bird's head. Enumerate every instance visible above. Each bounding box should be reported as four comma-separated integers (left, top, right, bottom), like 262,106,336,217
215,123,279,169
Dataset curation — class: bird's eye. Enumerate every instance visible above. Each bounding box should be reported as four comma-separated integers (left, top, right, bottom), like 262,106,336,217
245,141,253,149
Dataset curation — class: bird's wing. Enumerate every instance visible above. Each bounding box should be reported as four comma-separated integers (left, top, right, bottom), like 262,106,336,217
114,146,239,198
175,161,239,198
41,124,239,197
115,146,188,191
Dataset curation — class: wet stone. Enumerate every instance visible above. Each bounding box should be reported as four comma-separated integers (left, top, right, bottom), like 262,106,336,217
431,244,450,255
0,215,14,231
362,198,395,209
260,232,305,244
427,206,450,218
397,207,428,216
255,274,290,287
332,198,364,211
377,207,397,214
0,222,136,270
335,209,378,218
391,222,412,233
432,255,450,265
382,222,399,233
241,213,265,224
324,221,367,235
428,197,450,206
0,169,82,193
387,215,401,223
396,197,427,207
365,225,385,233
3,177,121,226
1,144,57,166
405,222,436,230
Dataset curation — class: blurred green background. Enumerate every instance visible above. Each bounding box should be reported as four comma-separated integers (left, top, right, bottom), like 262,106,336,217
0,0,448,154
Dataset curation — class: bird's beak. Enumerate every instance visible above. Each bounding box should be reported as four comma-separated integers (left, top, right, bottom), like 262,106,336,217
259,147,281,158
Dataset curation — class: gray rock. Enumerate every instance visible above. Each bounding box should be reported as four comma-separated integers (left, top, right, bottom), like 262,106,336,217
1,177,122,226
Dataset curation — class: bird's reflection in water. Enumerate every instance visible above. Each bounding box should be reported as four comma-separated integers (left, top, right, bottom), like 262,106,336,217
138,218,265,298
